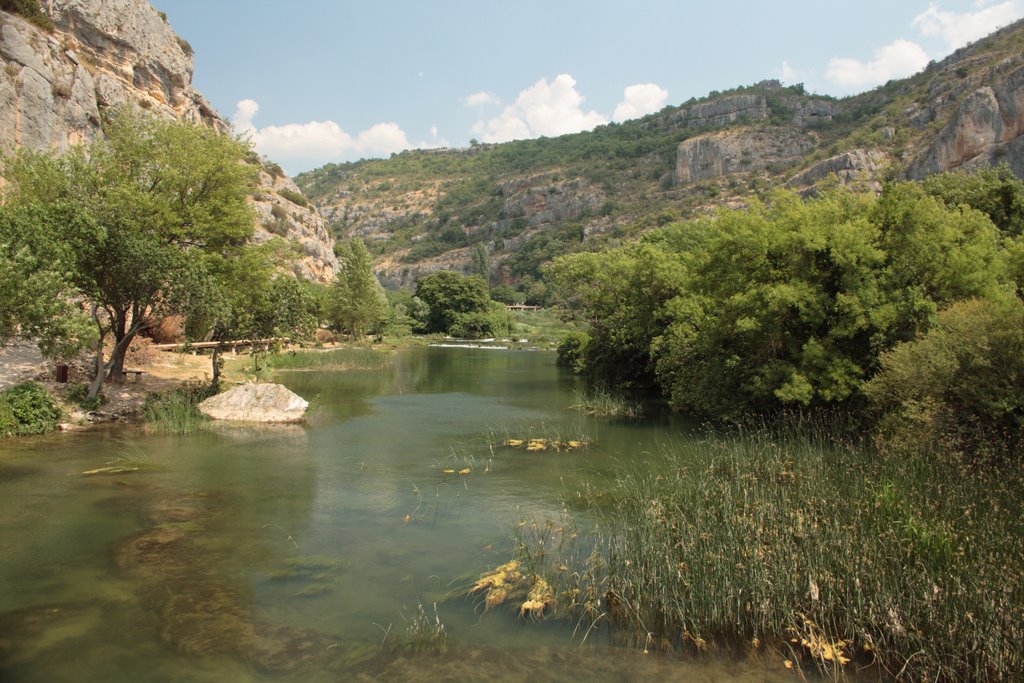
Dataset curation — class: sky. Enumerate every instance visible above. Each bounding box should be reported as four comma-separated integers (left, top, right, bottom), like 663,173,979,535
148,0,1024,175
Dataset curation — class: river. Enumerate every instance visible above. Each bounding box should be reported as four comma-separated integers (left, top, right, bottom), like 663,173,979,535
0,347,802,682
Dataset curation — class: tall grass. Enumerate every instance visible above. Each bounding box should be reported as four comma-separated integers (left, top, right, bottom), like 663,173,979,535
510,425,1024,681
142,382,215,434
267,347,393,371
570,387,641,419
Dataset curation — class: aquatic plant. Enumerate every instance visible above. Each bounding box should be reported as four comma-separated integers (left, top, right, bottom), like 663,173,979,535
142,382,215,434
499,425,1024,681
570,387,641,419
398,603,448,655
267,347,393,371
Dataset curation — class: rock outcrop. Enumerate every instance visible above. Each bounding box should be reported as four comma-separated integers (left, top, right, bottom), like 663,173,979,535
0,2,337,282
198,383,308,423
675,127,817,184
787,149,888,190
655,83,837,132
499,175,604,226
906,63,1024,179
252,171,338,282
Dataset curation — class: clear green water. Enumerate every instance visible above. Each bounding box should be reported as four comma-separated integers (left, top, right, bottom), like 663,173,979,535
0,347,799,682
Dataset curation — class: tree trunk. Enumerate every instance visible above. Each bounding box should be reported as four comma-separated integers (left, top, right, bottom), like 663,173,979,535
210,345,221,392
106,312,129,383
86,340,105,400
86,306,107,400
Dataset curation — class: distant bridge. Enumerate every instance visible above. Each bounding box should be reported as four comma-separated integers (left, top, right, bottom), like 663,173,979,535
504,304,541,311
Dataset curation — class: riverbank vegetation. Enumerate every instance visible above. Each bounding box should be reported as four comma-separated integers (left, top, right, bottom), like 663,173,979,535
266,347,393,371
548,166,1024,452
0,382,61,436
141,382,215,434
516,167,1024,679
504,424,1023,681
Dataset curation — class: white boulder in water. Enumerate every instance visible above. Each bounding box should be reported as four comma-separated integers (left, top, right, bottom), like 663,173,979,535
198,383,308,423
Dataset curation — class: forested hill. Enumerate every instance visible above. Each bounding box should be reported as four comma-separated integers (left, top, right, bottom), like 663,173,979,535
296,18,1024,297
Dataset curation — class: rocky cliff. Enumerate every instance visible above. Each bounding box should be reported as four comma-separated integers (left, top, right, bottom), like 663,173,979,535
906,58,1024,179
675,127,818,184
0,0,337,282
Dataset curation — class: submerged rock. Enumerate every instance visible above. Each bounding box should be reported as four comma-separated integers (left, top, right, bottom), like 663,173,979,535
198,383,308,423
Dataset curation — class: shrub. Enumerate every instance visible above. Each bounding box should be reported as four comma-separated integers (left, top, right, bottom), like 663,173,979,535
448,306,509,339
277,187,311,209
556,331,589,373
264,160,285,179
865,297,1024,460
0,0,54,30
0,382,61,436
65,382,102,411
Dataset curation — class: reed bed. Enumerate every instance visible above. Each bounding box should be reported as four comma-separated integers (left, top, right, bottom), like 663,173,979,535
508,427,1024,681
570,387,641,419
142,382,215,434
268,347,393,371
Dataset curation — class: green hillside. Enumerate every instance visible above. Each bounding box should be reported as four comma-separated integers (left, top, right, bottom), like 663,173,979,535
296,19,1024,299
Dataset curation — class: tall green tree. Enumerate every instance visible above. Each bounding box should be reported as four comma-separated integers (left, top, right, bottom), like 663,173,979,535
473,242,491,286
414,270,493,335
329,238,389,340
3,110,258,398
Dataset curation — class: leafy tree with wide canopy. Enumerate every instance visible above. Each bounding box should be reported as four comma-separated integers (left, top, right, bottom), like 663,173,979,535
1,109,258,398
414,270,503,338
548,181,1014,419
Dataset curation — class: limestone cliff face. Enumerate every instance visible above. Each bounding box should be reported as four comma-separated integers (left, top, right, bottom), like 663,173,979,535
0,1,337,282
787,149,888,191
252,172,338,282
906,60,1024,179
498,175,604,226
318,172,604,289
675,127,817,184
655,83,837,132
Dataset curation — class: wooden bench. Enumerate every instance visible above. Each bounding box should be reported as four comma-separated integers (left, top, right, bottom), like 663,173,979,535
121,369,145,382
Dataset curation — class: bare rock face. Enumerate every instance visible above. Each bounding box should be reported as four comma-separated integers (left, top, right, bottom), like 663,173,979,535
654,86,836,132
198,383,308,423
907,64,1024,178
0,2,338,283
668,93,769,128
787,149,888,190
499,175,604,226
675,127,817,184
251,172,339,282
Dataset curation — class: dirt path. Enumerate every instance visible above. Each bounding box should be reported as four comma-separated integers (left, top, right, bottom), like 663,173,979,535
0,341,48,391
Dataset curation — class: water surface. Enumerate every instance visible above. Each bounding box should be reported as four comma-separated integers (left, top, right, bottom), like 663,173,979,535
0,347,798,682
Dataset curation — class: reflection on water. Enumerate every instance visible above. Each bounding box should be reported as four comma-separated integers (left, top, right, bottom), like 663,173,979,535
1,347,796,682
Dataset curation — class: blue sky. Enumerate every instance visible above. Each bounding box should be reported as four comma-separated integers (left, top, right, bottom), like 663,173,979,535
149,1,1024,174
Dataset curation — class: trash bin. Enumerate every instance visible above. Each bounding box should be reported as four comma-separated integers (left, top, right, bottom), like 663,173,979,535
55,364,69,383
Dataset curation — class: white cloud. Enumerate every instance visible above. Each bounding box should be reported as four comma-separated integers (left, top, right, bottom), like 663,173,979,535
464,91,501,107
232,99,441,173
780,60,810,85
825,39,930,89
912,1,1023,50
354,122,411,155
612,83,669,122
472,74,607,143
